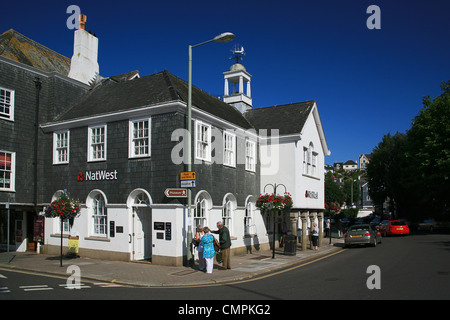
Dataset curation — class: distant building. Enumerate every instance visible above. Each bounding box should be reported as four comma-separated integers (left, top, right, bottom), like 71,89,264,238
343,160,357,172
359,153,371,171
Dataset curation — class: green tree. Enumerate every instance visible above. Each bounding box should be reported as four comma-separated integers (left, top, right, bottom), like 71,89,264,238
367,81,450,221
406,81,450,220
325,171,345,207
367,132,409,218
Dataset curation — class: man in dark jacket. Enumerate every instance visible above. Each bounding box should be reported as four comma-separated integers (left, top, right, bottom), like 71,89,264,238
213,221,231,270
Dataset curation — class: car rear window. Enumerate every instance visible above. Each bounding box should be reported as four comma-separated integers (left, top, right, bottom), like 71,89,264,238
391,221,406,226
349,226,369,232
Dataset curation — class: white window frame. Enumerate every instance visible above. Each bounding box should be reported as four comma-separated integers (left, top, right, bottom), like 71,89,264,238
53,130,70,164
92,193,108,237
88,124,107,162
223,200,232,231
223,131,236,167
312,151,318,176
194,198,207,229
245,139,256,172
0,87,15,121
129,117,151,158
0,151,15,191
303,142,318,177
245,201,255,235
195,120,211,162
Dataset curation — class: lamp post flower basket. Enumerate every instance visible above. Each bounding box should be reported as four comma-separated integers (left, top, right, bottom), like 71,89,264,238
44,191,81,223
256,192,293,213
44,190,80,266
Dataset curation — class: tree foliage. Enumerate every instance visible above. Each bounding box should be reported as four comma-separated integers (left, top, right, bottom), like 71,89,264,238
367,81,450,221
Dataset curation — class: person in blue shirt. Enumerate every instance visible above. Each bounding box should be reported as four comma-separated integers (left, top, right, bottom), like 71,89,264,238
199,226,215,273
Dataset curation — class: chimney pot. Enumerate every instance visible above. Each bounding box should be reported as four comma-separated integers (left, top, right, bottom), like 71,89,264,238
79,14,87,30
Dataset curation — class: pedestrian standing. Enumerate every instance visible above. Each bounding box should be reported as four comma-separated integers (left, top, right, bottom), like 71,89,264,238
280,222,288,248
312,223,319,251
325,219,330,237
199,227,215,274
195,225,205,271
213,221,231,270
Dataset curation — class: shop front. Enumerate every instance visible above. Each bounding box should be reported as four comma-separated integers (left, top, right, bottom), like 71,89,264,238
0,205,43,253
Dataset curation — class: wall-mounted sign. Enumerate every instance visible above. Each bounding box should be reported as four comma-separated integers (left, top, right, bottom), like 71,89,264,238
305,190,319,199
77,170,118,182
180,171,196,180
164,188,188,198
180,180,196,188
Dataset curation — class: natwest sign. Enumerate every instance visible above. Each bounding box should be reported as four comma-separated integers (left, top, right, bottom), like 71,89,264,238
305,190,319,199
77,170,118,182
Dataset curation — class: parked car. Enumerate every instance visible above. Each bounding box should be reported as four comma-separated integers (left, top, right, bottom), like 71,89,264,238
344,224,382,248
416,219,450,232
379,220,410,236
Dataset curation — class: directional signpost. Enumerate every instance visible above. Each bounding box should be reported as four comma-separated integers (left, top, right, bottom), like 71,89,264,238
164,188,188,198
180,171,196,189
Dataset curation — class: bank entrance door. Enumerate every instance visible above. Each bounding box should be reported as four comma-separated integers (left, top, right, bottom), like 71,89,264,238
132,207,152,261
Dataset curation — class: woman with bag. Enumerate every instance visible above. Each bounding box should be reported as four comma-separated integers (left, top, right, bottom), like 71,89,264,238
199,226,215,273
195,225,205,271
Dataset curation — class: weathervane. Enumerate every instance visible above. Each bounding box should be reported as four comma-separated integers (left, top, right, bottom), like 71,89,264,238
230,44,246,64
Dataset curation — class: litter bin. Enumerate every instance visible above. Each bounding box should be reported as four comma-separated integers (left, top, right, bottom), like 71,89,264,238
284,235,297,256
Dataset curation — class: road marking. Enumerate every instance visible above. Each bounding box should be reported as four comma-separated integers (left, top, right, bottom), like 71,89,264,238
0,273,7,279
20,285,53,292
0,286,11,293
94,282,124,288
59,283,91,289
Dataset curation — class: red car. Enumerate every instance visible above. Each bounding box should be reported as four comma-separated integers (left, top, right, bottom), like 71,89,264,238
379,220,410,236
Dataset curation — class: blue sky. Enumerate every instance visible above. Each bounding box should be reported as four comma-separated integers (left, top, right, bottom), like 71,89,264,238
2,0,449,165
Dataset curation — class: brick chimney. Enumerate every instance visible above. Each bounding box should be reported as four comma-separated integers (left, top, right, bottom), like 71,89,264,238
68,14,99,85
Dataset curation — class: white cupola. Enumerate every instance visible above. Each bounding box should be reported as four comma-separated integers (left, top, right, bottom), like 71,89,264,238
223,46,252,114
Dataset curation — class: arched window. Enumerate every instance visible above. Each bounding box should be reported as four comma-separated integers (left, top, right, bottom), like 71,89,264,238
194,191,212,228
93,193,107,236
87,190,108,237
303,142,318,177
245,196,256,235
222,193,237,234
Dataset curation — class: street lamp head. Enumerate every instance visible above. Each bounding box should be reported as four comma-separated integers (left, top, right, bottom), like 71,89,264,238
213,32,235,43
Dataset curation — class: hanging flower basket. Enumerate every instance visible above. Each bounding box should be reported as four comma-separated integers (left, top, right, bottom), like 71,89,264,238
256,192,293,212
44,191,81,221
325,201,341,214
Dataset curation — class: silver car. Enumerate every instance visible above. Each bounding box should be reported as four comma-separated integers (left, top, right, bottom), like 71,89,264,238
344,224,382,248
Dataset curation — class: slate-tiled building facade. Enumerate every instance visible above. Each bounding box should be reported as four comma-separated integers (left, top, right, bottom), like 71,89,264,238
0,29,88,252
1,27,330,265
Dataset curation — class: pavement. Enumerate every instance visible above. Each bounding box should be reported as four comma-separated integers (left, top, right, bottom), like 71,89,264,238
0,238,344,287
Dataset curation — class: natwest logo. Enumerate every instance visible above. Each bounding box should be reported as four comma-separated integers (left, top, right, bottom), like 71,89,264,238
77,170,118,182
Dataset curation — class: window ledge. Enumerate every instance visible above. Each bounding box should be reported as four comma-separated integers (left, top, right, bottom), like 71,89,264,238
84,236,110,242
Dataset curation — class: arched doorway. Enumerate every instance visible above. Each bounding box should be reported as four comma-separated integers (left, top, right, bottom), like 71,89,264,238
127,189,152,261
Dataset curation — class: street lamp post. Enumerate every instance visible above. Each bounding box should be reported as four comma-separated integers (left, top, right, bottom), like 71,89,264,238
263,183,287,259
186,32,235,266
